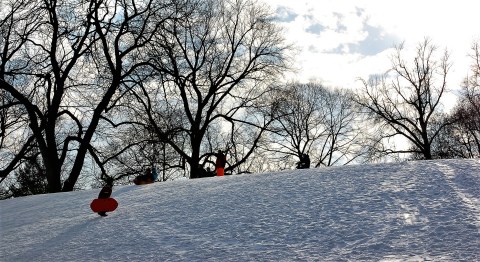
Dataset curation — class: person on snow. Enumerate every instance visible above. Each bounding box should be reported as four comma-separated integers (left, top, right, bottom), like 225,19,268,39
197,164,207,178
144,167,153,181
135,167,149,183
198,165,215,178
134,167,158,184
206,167,215,177
151,167,158,181
296,153,311,169
97,176,114,217
215,150,227,176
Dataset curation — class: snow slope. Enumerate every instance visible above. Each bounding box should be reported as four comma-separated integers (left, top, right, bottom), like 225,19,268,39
1,159,479,261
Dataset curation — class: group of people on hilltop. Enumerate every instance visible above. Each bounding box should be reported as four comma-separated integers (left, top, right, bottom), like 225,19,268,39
95,166,158,216
196,150,310,177
95,150,310,215
99,150,309,197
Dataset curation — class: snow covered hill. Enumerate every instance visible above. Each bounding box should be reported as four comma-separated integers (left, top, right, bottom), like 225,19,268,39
1,159,479,261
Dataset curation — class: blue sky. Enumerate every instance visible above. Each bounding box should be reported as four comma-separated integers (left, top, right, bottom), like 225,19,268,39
264,0,480,93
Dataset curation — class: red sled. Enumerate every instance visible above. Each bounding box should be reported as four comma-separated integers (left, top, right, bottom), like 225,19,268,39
90,198,118,213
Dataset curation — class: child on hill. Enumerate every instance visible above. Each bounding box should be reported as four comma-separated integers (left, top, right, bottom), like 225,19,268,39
97,176,114,216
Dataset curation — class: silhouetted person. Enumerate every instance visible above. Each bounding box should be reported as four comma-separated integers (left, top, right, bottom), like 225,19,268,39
215,150,226,176
296,153,310,169
197,164,208,178
97,176,114,216
134,167,157,184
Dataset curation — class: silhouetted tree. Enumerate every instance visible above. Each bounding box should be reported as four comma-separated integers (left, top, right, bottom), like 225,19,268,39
1,0,177,192
266,82,369,169
132,0,290,178
356,38,451,160
434,41,480,159
458,41,480,156
0,0,42,185
464,41,480,94
0,148,48,199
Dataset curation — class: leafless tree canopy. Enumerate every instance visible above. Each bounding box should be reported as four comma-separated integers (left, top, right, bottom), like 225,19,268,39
1,0,291,189
263,82,370,169
356,38,451,160
442,41,480,158
1,0,179,192
129,0,291,178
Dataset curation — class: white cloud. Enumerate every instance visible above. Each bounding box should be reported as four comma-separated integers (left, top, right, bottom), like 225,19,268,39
265,0,480,91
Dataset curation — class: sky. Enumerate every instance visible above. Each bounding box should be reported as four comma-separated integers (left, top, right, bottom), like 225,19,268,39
1,159,479,261
264,0,480,94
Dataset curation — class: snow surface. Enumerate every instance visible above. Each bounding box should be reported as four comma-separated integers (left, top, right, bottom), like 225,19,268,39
1,159,479,261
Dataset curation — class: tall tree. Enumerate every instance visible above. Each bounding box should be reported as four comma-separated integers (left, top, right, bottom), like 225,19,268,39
1,0,175,192
265,82,367,169
132,0,290,178
0,147,48,199
437,40,480,158
457,41,480,156
464,41,480,93
0,0,52,187
356,38,451,160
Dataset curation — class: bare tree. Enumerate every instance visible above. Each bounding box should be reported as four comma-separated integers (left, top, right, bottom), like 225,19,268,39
425,113,476,159
265,82,367,169
437,40,480,158
1,0,176,192
464,41,480,93
131,0,290,178
0,0,46,185
0,146,47,199
206,91,276,175
457,41,480,156
60,0,179,190
356,38,451,160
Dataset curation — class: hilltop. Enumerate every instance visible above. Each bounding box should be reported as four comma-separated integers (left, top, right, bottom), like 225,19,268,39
1,159,479,261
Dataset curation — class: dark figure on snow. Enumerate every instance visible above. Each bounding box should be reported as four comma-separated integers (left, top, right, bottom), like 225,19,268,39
97,176,114,216
198,165,215,178
296,153,310,169
215,150,227,176
134,167,158,184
